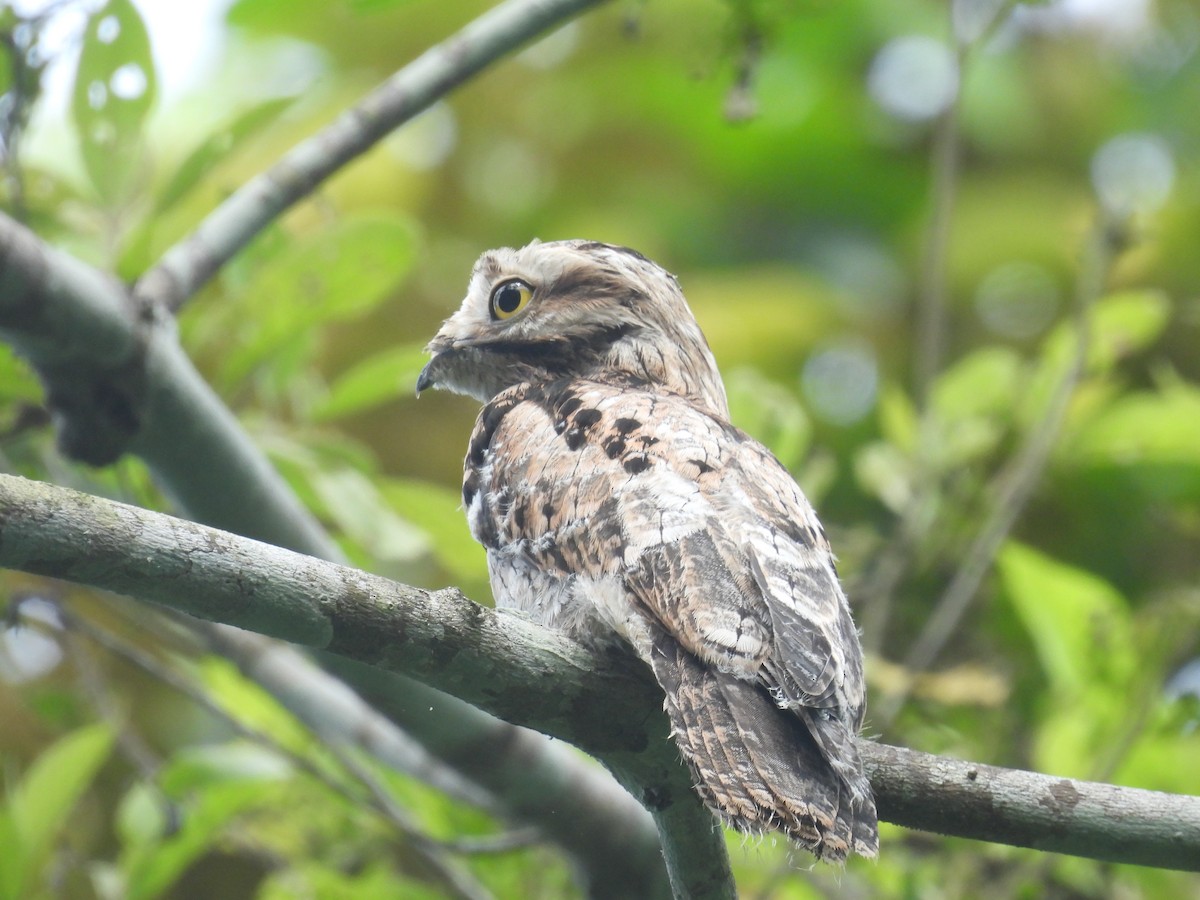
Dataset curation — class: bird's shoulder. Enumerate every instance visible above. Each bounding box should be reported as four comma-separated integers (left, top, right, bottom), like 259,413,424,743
467,377,863,716
468,378,815,515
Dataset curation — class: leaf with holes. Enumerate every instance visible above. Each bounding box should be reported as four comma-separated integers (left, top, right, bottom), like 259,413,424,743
71,0,157,205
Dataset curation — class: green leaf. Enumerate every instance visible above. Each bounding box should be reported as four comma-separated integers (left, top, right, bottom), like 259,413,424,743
119,740,293,899
931,346,1023,420
153,97,296,214
313,342,429,420
71,0,157,204
5,723,114,900
159,742,293,796
0,810,21,900
725,367,811,470
854,441,913,513
259,860,442,900
0,345,41,404
877,385,919,455
998,542,1134,695
124,779,275,900
1023,290,1171,428
1070,383,1200,467
196,656,314,755
219,213,420,387
115,782,169,852
347,0,418,12
311,468,430,565
380,477,488,583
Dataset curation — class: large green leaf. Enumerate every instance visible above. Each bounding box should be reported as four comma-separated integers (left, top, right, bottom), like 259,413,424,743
998,541,1134,695
71,0,157,204
313,342,429,421
999,543,1140,776
4,723,114,900
219,213,420,387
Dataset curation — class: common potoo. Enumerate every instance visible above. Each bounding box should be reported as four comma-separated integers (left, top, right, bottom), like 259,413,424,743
418,240,878,861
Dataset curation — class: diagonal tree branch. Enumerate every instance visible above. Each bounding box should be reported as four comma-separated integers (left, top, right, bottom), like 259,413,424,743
2,472,1198,874
0,209,333,548
135,0,610,313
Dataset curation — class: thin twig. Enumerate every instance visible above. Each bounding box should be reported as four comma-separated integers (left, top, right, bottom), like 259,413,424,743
858,0,1031,653
913,48,965,403
433,829,543,855
322,743,496,900
133,0,610,313
875,216,1127,728
60,619,165,780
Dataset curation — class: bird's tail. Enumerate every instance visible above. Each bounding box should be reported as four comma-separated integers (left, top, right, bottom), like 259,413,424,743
648,634,879,862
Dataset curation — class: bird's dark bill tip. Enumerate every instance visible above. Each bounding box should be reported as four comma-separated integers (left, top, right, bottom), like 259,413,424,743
416,359,437,396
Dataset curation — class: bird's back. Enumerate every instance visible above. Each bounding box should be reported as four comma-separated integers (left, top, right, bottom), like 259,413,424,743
465,375,879,861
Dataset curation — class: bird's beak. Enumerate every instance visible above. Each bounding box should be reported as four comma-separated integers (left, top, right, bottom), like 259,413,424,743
415,356,438,396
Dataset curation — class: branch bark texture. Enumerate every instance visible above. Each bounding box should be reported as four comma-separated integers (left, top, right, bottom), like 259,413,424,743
2,472,1198,874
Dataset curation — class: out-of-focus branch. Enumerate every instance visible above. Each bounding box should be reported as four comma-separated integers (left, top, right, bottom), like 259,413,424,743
203,625,674,900
41,605,492,900
134,0,610,313
2,473,1199,874
858,0,1022,656
875,216,1123,727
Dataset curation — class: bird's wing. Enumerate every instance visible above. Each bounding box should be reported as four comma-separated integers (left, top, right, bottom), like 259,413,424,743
472,378,876,857
473,378,865,721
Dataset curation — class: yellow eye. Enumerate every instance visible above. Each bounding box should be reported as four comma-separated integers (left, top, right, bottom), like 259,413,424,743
490,280,533,320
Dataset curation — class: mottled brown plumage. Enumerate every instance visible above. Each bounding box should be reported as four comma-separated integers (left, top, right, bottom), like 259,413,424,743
419,239,878,861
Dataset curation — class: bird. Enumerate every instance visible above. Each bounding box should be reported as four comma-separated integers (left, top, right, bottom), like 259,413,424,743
417,239,878,861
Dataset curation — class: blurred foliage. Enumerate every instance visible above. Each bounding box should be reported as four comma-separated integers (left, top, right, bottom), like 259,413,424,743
2,0,1200,897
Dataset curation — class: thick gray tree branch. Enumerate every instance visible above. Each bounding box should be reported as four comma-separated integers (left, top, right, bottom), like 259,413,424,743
0,204,680,898
0,210,333,547
0,472,727,897
135,0,610,312
2,472,1198,874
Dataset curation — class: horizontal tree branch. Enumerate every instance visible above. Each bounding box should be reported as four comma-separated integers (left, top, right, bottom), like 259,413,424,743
135,0,610,312
2,472,1197,873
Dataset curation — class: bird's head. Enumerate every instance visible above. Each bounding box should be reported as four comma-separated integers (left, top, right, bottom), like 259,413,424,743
418,239,728,416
